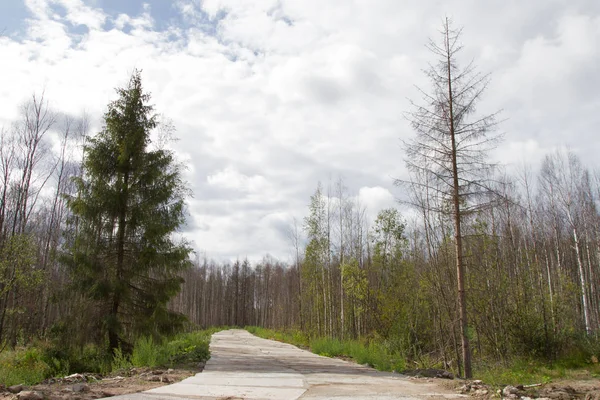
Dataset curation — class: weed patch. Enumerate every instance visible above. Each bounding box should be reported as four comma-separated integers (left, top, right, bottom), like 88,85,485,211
0,347,50,386
245,327,405,372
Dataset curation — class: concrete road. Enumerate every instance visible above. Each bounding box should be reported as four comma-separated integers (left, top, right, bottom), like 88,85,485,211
107,329,466,400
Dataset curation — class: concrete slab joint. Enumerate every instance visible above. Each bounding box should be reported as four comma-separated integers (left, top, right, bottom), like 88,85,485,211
105,329,466,399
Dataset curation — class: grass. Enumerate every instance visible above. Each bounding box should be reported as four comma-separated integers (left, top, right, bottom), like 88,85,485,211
474,358,600,386
311,337,406,371
246,327,600,386
245,326,405,373
245,326,310,348
110,328,223,373
0,327,223,387
0,347,51,386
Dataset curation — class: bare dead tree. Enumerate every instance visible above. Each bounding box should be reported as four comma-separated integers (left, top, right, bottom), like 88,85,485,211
12,92,56,235
397,17,503,378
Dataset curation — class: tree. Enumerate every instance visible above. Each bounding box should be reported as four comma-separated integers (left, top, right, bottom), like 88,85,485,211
540,151,593,334
399,18,503,378
303,183,330,336
371,208,406,274
64,70,191,354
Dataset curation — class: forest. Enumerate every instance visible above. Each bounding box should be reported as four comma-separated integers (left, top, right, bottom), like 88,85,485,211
0,19,599,385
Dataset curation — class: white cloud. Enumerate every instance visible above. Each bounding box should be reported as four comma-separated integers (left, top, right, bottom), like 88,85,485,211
1,0,599,260
55,0,107,30
357,186,397,221
207,167,269,193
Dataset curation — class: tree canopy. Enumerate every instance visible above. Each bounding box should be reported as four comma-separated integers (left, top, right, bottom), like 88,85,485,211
64,70,192,353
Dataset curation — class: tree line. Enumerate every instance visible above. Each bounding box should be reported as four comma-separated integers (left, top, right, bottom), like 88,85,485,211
170,149,600,376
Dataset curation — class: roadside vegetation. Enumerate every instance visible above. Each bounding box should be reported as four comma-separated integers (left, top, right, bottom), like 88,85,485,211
247,327,405,372
0,328,218,387
246,327,600,386
476,358,600,386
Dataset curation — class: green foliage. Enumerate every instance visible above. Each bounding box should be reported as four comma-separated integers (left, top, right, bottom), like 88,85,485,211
341,259,368,317
371,208,407,268
0,347,50,386
248,327,600,385
64,70,192,353
43,322,110,374
111,347,133,372
0,235,41,294
246,327,405,372
310,337,405,372
301,184,331,336
131,336,158,368
0,234,43,343
117,329,216,371
159,329,214,366
0,328,218,387
246,326,310,348
475,357,600,386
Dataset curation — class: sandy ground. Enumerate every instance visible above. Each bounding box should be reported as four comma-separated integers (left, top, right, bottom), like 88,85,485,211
0,367,200,399
450,377,600,400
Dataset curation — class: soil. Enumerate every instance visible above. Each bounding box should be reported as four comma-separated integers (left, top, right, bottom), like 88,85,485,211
2,363,598,400
0,365,203,400
449,378,600,400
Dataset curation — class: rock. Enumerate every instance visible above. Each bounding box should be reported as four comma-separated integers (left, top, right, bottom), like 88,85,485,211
473,380,483,385
586,392,600,400
147,375,161,382
458,384,471,393
436,370,454,379
545,391,575,400
161,376,172,383
64,373,85,382
474,389,489,395
8,385,24,394
16,391,44,400
101,392,115,397
167,368,174,373
151,370,164,375
563,386,577,394
502,386,521,397
72,383,89,393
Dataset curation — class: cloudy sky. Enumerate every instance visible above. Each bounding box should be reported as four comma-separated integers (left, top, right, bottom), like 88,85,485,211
1,0,599,262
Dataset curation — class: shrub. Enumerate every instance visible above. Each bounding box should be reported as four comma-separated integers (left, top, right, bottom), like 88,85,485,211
111,348,132,372
0,347,50,386
132,336,159,368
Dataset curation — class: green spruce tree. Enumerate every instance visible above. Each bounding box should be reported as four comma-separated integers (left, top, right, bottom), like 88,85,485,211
65,70,191,354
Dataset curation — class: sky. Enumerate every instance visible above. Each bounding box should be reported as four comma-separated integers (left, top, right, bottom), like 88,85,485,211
1,0,599,262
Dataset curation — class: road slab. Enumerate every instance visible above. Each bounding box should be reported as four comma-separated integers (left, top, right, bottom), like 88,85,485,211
106,329,466,400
